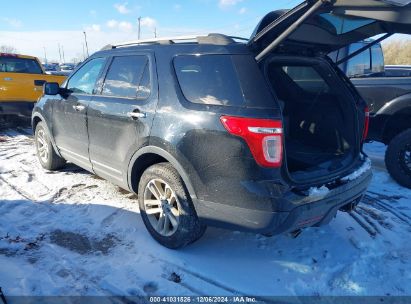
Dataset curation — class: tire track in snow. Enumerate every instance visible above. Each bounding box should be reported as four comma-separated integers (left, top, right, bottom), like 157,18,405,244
362,194,411,226
348,211,378,238
355,207,383,234
0,175,36,201
148,254,241,296
347,193,411,240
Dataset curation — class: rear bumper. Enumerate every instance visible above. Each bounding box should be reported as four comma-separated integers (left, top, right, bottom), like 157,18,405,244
0,102,35,116
194,158,372,234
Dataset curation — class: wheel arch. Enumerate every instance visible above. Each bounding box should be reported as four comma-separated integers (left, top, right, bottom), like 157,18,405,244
32,114,43,133
127,146,197,200
32,112,62,157
381,107,411,144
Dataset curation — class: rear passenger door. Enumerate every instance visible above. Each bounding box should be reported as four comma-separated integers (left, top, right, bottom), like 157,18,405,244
87,52,158,187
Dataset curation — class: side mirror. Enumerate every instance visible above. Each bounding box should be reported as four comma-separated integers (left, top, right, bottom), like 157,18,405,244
43,82,60,96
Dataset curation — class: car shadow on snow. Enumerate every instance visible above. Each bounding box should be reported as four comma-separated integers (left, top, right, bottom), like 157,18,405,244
0,200,128,258
0,116,31,131
0,198,352,260
43,163,95,178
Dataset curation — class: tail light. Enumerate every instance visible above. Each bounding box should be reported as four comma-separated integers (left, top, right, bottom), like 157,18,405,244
362,106,370,141
220,116,283,168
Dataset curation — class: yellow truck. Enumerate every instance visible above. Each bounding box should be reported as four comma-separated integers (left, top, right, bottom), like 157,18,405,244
0,53,66,116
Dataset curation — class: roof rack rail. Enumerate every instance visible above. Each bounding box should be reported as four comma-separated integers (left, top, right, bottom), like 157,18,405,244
112,35,200,48
101,34,247,50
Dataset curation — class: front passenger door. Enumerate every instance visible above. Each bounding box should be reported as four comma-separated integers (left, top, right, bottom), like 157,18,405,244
52,57,106,171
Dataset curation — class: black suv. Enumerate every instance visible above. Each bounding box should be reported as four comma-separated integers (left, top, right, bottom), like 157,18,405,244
32,0,411,248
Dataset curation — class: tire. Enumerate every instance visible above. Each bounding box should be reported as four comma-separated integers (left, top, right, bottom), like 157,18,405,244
34,121,66,171
138,162,206,249
385,129,411,189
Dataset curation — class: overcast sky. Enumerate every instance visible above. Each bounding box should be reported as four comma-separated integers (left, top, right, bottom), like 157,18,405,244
0,0,302,62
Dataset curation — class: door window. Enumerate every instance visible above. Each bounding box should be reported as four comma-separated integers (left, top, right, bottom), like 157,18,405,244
67,58,106,95
101,55,151,99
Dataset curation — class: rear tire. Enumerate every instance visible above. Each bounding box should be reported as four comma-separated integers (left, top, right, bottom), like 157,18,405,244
34,121,66,171
385,129,411,189
138,162,206,249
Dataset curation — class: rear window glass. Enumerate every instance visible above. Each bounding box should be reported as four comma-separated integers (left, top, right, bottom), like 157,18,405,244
281,66,331,95
0,57,43,74
174,54,275,108
267,63,350,111
316,14,375,35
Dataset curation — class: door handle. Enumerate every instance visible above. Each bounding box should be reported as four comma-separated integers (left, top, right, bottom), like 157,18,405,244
128,111,147,119
73,104,86,112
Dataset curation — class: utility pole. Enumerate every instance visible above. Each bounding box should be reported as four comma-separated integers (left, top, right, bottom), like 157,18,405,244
62,46,66,63
138,17,142,40
58,43,62,63
83,31,90,57
154,27,157,38
43,46,47,63
82,43,86,61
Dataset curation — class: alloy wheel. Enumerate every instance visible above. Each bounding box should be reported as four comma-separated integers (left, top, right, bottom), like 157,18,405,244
143,179,180,237
37,129,49,163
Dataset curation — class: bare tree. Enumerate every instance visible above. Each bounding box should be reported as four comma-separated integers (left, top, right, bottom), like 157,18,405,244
382,40,411,65
0,45,18,53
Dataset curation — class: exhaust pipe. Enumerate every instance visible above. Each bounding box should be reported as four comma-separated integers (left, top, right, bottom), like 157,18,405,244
289,229,303,239
340,196,363,213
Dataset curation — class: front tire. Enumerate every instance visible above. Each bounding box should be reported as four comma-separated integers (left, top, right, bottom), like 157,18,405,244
34,122,66,171
385,129,411,189
138,163,206,249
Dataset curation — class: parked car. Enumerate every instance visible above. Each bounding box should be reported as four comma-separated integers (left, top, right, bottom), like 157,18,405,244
59,63,75,76
0,53,66,116
333,40,411,188
43,63,61,74
32,0,411,248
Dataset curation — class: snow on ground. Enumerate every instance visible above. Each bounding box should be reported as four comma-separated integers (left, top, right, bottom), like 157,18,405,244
0,120,411,298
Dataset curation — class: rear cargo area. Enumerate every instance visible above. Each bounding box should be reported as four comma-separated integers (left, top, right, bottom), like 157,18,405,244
266,58,357,182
